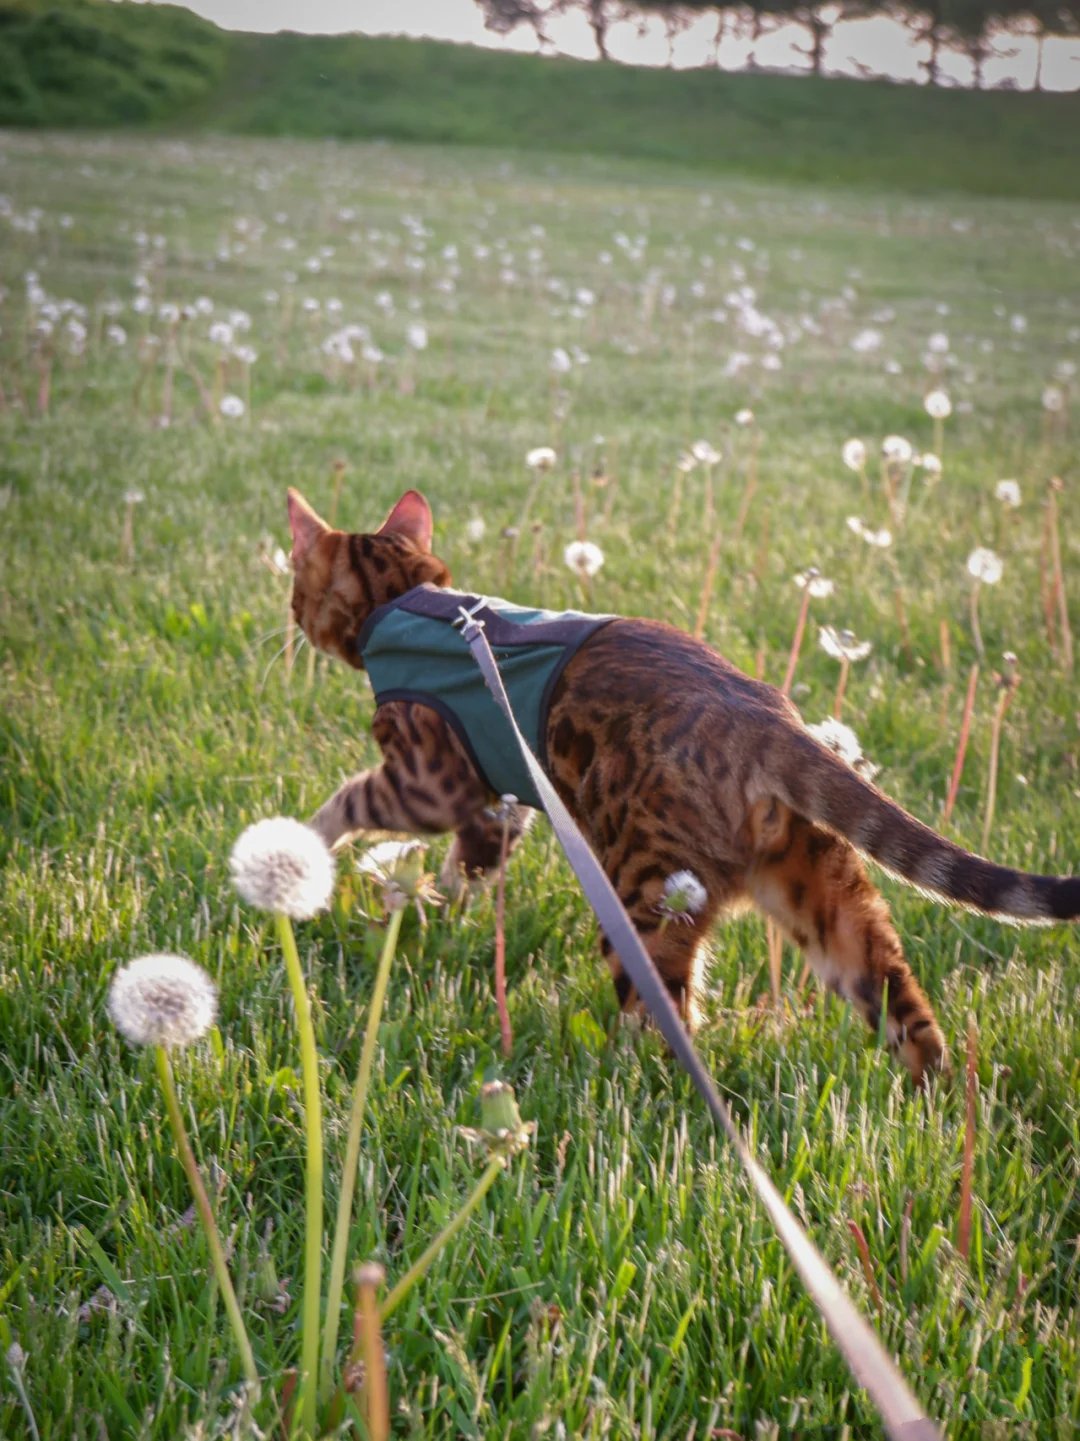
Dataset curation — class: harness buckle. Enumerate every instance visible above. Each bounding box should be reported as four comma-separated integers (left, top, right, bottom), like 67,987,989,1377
452,597,487,640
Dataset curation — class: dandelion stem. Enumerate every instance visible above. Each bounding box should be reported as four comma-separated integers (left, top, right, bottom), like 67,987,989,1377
734,430,760,540
832,657,850,720
1047,482,1074,673
956,1018,978,1264
766,919,783,1011
320,907,404,1400
943,664,979,825
380,1158,504,1323
969,580,985,661
666,467,684,540
276,911,323,1438
982,673,1018,853
781,590,811,698
693,532,723,642
847,1220,883,1316
494,813,514,1059
154,1046,259,1389
358,1267,389,1441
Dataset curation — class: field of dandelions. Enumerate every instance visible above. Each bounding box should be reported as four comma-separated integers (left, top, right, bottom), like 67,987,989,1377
1,128,1078,1439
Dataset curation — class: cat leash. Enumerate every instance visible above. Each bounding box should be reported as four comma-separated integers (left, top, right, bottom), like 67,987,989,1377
455,602,941,1441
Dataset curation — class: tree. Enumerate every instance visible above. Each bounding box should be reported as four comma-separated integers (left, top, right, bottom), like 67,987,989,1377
477,0,626,60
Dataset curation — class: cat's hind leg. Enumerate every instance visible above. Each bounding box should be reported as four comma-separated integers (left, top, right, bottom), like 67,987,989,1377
746,801,948,1085
597,864,727,1033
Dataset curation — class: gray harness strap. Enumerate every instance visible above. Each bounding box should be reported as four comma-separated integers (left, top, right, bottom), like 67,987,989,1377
459,606,940,1441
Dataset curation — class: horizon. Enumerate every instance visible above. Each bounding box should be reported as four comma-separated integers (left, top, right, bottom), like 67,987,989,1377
145,0,1080,91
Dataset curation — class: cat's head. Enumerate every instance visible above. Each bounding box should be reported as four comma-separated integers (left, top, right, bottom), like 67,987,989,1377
287,487,451,666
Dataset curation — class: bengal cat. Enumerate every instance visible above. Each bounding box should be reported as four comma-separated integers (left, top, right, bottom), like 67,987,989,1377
287,486,1079,1085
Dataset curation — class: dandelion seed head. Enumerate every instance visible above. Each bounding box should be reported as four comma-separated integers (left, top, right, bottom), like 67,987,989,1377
124,488,145,506
734,408,755,427
691,439,720,466
1042,385,1065,414
819,625,872,663
658,869,708,919
230,817,335,919
526,446,557,472
967,546,1003,585
564,540,604,578
920,452,942,477
806,718,880,781
994,479,1021,508
550,346,572,374
924,389,952,420
465,517,486,542
794,567,834,599
881,435,913,464
406,321,428,351
107,954,217,1050
841,438,866,472
220,394,245,420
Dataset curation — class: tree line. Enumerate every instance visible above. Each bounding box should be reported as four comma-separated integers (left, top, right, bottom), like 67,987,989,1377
477,0,1080,87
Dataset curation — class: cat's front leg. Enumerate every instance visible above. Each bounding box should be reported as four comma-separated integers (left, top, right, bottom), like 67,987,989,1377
309,700,492,851
439,802,534,900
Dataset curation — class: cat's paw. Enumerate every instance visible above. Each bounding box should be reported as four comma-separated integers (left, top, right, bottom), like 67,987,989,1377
439,844,493,906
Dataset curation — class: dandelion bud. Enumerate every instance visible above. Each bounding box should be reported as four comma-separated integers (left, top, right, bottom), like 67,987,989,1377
460,1081,536,1162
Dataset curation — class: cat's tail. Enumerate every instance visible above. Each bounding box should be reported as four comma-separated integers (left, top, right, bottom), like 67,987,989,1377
776,727,1080,925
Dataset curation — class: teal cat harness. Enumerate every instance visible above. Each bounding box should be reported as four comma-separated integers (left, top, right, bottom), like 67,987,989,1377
354,584,612,810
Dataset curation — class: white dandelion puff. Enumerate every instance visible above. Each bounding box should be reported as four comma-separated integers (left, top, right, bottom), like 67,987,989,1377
465,517,486,542
794,567,834,599
819,626,872,663
1042,385,1065,414
967,547,1003,585
806,719,879,781
230,816,335,919
526,446,557,471
691,439,721,466
881,435,914,464
550,347,573,374
108,954,217,1050
924,390,952,420
564,540,604,579
406,321,428,351
994,479,1021,508
219,394,245,420
658,870,708,920
841,439,866,472
734,408,755,427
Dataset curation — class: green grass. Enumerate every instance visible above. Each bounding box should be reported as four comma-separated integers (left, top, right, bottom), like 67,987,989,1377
0,129,1078,1438
2,0,1080,200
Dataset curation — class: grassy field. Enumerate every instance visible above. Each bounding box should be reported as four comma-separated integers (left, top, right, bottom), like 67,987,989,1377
0,128,1078,1439
3,0,1080,200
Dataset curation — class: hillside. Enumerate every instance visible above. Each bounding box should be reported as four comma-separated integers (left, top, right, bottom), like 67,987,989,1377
2,0,1080,199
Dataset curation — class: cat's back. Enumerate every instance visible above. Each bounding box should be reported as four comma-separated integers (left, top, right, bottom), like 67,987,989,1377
555,616,795,723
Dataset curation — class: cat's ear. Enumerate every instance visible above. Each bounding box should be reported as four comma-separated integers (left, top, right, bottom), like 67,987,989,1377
376,489,433,552
287,488,330,566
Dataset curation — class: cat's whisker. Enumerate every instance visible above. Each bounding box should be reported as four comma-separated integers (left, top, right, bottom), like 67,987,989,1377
259,630,306,695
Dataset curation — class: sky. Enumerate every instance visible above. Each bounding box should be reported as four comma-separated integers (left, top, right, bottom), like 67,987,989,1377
151,0,1080,91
